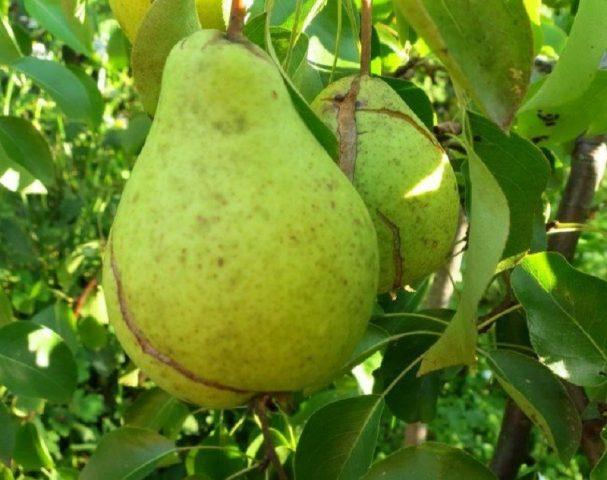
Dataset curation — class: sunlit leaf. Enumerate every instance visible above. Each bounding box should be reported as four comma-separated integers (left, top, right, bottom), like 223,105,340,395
0,321,77,403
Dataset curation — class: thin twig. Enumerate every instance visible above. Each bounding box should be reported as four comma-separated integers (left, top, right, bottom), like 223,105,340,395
73,277,98,317
253,395,288,480
227,0,247,40
360,0,373,75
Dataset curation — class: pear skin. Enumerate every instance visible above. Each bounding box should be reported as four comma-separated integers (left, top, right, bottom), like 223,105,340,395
109,0,224,43
103,31,379,408
312,75,460,293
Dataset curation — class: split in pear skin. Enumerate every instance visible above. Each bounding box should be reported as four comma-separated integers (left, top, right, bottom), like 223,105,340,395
103,31,379,408
312,75,460,293
109,0,225,42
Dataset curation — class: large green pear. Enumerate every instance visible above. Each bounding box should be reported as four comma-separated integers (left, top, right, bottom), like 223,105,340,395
103,31,379,408
312,75,460,293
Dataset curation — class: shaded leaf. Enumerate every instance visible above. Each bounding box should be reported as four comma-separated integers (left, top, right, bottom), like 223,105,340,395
295,395,384,480
13,423,54,472
469,113,550,265
395,0,533,128
0,117,54,187
0,18,22,64
125,388,189,439
0,321,77,403
132,0,201,115
32,302,78,353
363,442,496,480
0,403,17,464
0,290,11,327
512,252,607,386
80,427,175,480
487,349,581,462
374,313,447,422
380,76,434,129
591,430,607,480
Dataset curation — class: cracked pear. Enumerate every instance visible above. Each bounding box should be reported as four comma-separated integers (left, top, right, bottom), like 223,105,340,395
312,75,460,293
103,31,379,408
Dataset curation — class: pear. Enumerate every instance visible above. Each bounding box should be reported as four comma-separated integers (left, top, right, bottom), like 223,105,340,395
103,31,379,408
109,0,225,42
312,75,460,293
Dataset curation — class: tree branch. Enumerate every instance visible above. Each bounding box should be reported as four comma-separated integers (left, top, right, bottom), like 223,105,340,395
253,395,288,480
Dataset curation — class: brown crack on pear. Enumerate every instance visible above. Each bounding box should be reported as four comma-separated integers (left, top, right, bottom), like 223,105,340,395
109,242,255,395
334,75,362,181
376,209,404,297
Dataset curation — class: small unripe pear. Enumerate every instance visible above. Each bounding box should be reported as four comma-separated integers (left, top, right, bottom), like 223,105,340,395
109,0,225,43
103,32,379,408
312,75,460,293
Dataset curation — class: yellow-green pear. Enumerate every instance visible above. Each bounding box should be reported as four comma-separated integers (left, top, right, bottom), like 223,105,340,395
103,31,379,408
109,0,225,42
312,75,459,293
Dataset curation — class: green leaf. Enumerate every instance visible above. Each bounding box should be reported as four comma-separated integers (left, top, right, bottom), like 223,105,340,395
469,113,550,265
0,321,77,403
0,403,17,464
0,290,12,326
262,6,340,161
591,430,607,480
23,0,93,56
511,252,607,387
13,422,54,472
516,0,607,143
80,427,175,480
379,76,434,129
32,302,78,353
295,395,384,480
0,117,54,188
132,0,201,115
185,431,247,479
124,388,189,439
0,18,22,64
363,442,496,480
77,316,108,352
394,0,533,128
486,349,581,462
374,313,447,422
420,148,509,375
12,57,101,125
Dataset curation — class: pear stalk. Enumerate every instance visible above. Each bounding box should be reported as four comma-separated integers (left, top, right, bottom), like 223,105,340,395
227,0,247,39
360,0,373,76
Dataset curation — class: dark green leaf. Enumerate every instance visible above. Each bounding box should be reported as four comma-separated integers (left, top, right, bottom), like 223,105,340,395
124,388,189,439
12,57,101,125
486,349,581,462
80,427,175,480
32,303,78,353
469,113,550,265
295,395,384,480
591,430,607,480
379,76,434,129
0,18,21,64
0,117,54,187
395,0,533,128
375,313,447,422
0,403,17,464
363,442,496,479
0,321,77,403
13,422,54,472
0,290,11,326
512,252,607,386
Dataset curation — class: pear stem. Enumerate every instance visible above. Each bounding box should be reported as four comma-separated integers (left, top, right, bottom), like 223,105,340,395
360,0,373,75
253,395,288,480
227,0,247,40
